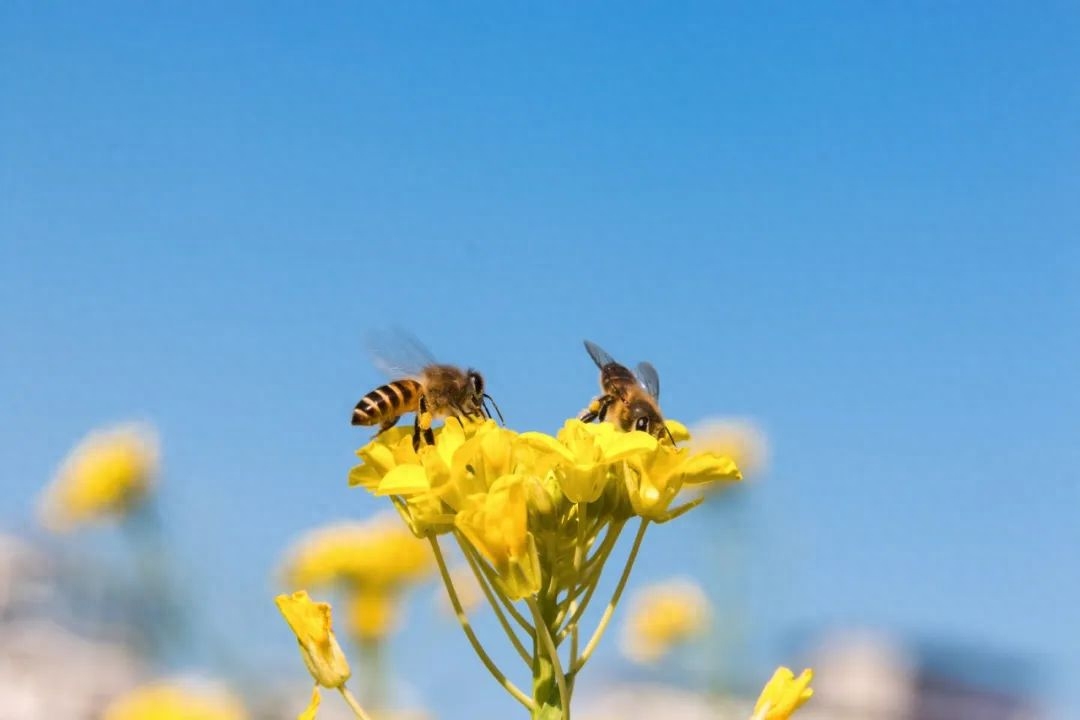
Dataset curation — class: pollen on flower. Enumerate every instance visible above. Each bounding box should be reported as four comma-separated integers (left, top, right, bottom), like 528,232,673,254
38,423,159,532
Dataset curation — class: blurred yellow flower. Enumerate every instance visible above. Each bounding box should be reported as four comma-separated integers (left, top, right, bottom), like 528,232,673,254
619,578,710,663
103,679,247,720
346,587,397,643
690,417,769,479
275,591,351,689
752,666,814,720
38,423,159,532
281,515,432,590
279,515,434,643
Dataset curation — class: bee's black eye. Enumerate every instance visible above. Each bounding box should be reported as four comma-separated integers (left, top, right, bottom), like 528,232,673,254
469,372,483,394
635,417,650,432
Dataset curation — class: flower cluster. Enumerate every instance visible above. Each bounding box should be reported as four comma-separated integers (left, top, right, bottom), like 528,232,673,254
349,418,739,601
348,417,740,718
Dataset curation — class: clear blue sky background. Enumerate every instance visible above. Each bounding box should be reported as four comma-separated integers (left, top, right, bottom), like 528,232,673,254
2,3,1078,718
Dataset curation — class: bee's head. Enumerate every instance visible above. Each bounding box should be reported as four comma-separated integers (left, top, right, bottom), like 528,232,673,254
465,370,505,425
628,399,673,443
466,369,484,397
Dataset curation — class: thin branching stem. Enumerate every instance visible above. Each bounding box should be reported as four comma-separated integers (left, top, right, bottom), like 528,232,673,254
428,536,536,711
458,535,536,636
339,686,375,720
456,534,533,666
555,521,624,641
570,519,649,675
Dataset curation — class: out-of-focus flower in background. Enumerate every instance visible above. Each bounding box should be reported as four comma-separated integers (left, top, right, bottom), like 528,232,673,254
103,678,249,720
689,418,768,481
619,577,711,664
750,666,813,720
37,423,159,532
279,515,434,644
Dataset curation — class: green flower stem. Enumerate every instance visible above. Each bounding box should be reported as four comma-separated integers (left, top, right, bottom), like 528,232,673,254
339,685,375,720
456,534,534,666
572,503,587,574
570,613,580,669
428,536,536,711
528,597,570,720
569,519,649,676
527,594,568,720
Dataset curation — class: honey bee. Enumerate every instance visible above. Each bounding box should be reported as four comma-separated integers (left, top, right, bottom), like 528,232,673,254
578,340,675,443
352,330,503,451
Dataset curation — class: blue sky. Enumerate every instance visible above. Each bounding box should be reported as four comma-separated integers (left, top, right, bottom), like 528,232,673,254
2,2,1078,717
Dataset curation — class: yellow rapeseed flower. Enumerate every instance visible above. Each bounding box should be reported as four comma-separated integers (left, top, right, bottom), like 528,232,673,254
350,419,740,597
620,578,710,663
38,423,159,531
275,591,351,689
349,416,743,715
752,667,814,720
103,679,248,720
454,474,542,600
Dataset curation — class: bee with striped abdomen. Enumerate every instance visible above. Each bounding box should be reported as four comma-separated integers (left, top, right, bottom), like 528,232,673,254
579,339,675,444
352,331,503,451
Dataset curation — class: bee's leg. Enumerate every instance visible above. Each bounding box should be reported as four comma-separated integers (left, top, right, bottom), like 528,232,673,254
374,416,400,438
596,397,615,422
413,395,436,452
580,395,613,424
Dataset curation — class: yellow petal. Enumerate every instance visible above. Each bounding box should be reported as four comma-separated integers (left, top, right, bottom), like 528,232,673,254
679,452,742,484
597,430,657,461
376,465,431,496
664,419,691,442
753,667,814,720
517,432,576,463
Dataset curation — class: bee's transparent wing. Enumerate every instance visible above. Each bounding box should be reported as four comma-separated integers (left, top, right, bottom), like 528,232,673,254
635,361,661,400
583,340,617,370
365,327,439,379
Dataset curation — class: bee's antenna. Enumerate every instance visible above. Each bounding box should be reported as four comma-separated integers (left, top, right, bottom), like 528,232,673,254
662,424,677,446
483,394,505,425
